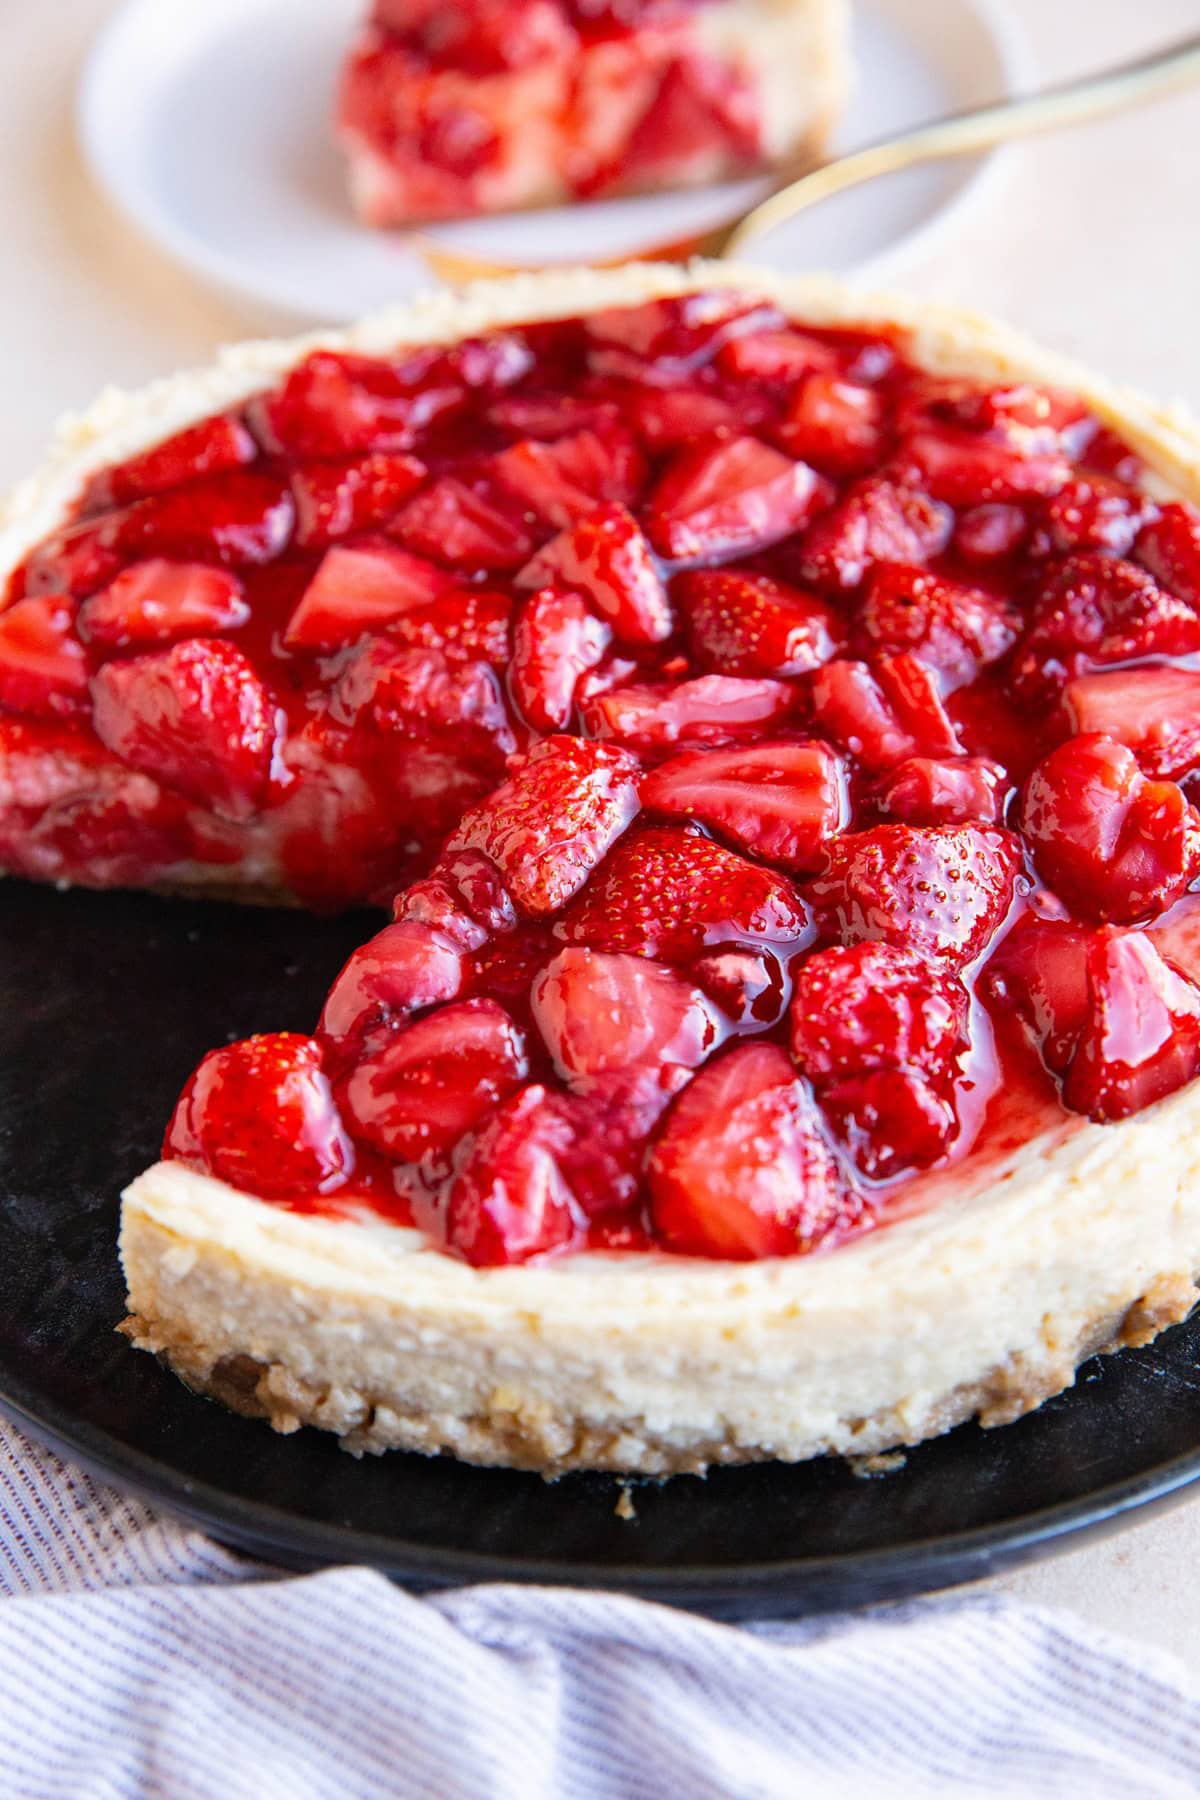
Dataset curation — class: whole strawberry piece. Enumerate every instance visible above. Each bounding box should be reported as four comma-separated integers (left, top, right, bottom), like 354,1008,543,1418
809,823,1021,969
319,920,464,1055
645,436,823,563
581,674,794,752
677,567,842,678
794,478,952,592
442,1086,579,1266
1021,734,1200,923
90,637,281,821
790,942,967,1086
82,414,257,511
509,587,611,732
648,1043,861,1259
857,564,1020,687
640,739,846,871
79,560,249,649
1063,931,1200,1122
0,595,90,718
557,824,811,961
164,1033,353,1199
446,736,641,917
516,503,671,645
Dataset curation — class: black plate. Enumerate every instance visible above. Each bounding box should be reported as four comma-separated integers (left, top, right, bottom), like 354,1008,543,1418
4,879,1200,1618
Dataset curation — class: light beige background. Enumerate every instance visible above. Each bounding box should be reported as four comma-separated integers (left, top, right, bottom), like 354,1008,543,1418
4,0,1200,1664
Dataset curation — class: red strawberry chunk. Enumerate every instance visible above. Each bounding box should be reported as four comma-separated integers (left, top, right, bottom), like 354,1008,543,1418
82,414,257,511
1063,668,1200,781
809,823,1021,969
796,478,952,592
647,1043,858,1260
900,426,1071,507
531,947,723,1087
778,376,885,478
955,503,1028,565
320,920,464,1053
581,674,794,752
489,427,645,529
487,391,622,440
394,849,516,947
1063,931,1200,1122
291,451,426,548
876,756,1007,826
716,329,837,383
251,348,466,457
387,589,513,667
808,657,959,770
79,561,249,649
284,542,452,651
640,739,846,871
820,1068,959,1182
1036,476,1157,558
510,588,611,732
0,596,89,719
341,997,528,1163
557,824,811,961
857,565,1020,687
332,640,513,753
1021,734,1200,924
628,387,744,453
930,381,1089,441
583,294,782,383
91,638,281,821
391,478,533,571
677,568,842,678
876,654,962,759
446,735,641,917
443,1085,578,1266
516,503,671,645
164,1033,352,1199
1011,552,1200,705
645,436,823,563
982,914,1095,1076
790,941,967,1086
690,947,788,1027
1135,502,1200,605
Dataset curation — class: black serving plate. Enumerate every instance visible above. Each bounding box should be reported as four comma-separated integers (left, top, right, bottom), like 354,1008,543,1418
4,878,1200,1618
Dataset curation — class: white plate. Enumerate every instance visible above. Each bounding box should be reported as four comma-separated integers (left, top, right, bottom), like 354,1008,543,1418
78,0,1029,326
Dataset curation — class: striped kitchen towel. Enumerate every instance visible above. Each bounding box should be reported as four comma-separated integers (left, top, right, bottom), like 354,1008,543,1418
1,1413,1199,1800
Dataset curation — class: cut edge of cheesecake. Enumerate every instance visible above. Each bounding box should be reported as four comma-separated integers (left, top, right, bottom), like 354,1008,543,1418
7,261,1200,1473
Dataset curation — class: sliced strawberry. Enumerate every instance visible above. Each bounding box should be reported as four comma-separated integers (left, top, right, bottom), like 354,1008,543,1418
820,1068,958,1182
251,348,465,457
164,1033,352,1199
677,567,842,678
640,739,846,871
90,637,280,821
582,674,793,752
875,654,963,759
489,427,645,529
284,541,452,651
341,997,528,1163
332,640,513,755
319,920,464,1054
388,588,512,667
557,824,811,961
899,426,1071,507
78,561,249,649
790,941,967,1087
583,293,781,384
552,1075,672,1222
876,756,1007,826
446,735,641,917
690,947,788,1027
955,503,1028,565
82,414,257,511
809,823,1021,969
795,478,952,592
601,54,760,192
442,1085,578,1266
393,850,516,949
1135,502,1200,606
1063,668,1200,781
857,565,1020,687
647,1043,857,1260
291,451,426,548
1035,476,1157,558
928,381,1089,441
808,656,959,770
0,596,89,718
391,477,533,571
510,588,611,732
777,376,885,478
982,914,1095,1076
1011,552,1200,704
1021,734,1200,924
488,391,622,441
516,503,671,645
716,329,837,383
645,436,822,563
628,387,743,453
531,947,723,1087
1063,931,1200,1122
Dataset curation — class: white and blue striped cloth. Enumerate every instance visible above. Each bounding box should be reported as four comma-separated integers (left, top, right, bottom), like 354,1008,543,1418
1,1414,1199,1799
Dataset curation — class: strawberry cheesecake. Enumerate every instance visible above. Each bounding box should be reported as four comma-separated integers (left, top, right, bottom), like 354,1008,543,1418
5,266,1200,1474
335,0,851,225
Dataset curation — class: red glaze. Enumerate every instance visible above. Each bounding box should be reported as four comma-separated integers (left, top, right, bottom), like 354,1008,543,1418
8,290,1200,1265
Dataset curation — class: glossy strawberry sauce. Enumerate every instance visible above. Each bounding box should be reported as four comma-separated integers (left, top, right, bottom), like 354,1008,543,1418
9,289,1200,1267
